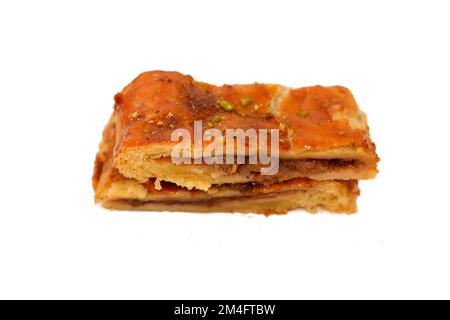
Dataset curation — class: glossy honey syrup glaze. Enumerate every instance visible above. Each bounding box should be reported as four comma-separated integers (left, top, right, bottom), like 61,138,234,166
113,71,377,161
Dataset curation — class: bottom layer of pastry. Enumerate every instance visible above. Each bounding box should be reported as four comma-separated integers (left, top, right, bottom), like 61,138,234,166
98,184,358,214
94,115,360,214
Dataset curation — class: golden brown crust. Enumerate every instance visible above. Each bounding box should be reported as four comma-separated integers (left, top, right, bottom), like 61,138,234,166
93,114,116,189
113,71,282,152
113,71,377,153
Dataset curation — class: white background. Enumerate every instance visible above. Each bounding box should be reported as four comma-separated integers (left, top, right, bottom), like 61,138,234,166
0,0,449,299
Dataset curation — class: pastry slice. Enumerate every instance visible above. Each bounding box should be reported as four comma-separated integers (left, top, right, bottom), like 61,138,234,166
93,71,378,214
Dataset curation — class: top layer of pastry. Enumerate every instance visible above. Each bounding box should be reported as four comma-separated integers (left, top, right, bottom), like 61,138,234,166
112,71,378,183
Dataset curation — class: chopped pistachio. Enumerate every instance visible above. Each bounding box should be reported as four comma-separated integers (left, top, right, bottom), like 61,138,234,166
218,100,235,112
297,110,309,118
212,115,225,122
240,96,252,106
207,115,225,128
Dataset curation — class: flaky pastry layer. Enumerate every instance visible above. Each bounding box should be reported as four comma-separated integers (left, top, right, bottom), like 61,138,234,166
94,115,359,214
